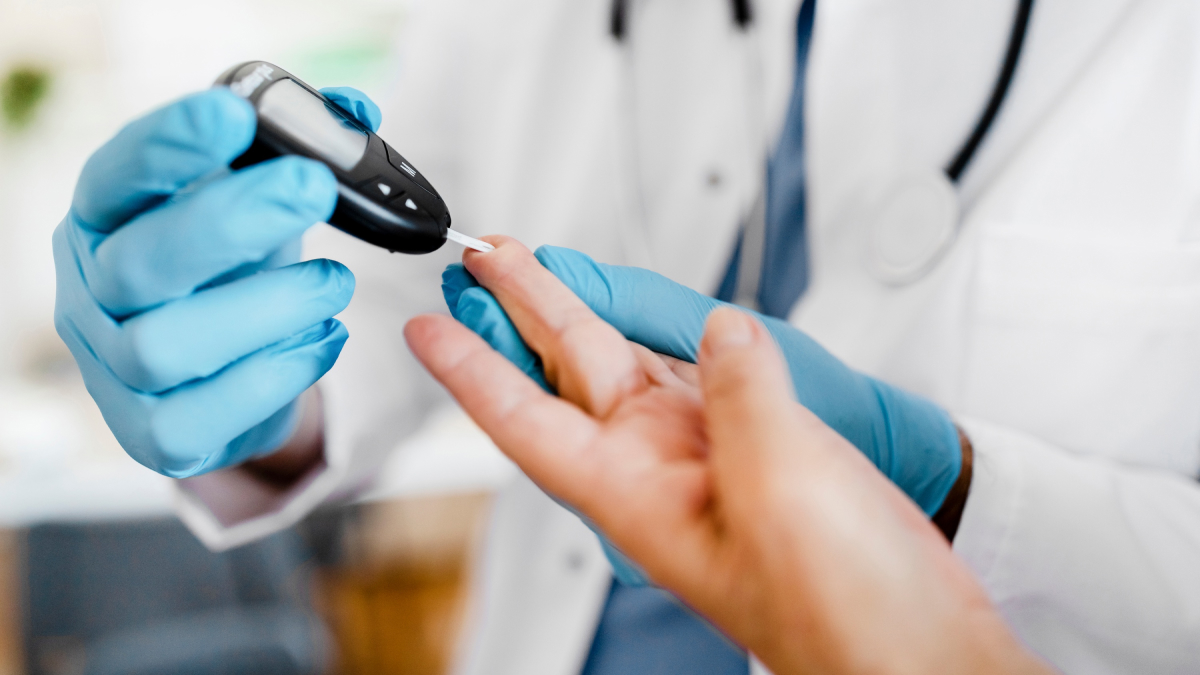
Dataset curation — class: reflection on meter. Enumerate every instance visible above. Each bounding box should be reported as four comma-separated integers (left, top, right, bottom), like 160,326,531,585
214,61,450,254
257,79,368,171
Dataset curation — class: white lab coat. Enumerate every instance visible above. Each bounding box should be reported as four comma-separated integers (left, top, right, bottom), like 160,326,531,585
174,0,1200,672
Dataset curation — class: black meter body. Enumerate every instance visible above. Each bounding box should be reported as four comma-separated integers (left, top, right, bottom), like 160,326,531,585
215,61,449,254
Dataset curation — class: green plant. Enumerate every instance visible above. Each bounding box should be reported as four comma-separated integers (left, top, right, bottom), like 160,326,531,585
1,65,51,129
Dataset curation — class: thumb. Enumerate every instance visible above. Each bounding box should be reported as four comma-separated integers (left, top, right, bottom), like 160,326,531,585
698,308,799,514
319,86,382,132
534,245,722,362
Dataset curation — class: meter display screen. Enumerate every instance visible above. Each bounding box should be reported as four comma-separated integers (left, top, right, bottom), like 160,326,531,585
258,79,368,171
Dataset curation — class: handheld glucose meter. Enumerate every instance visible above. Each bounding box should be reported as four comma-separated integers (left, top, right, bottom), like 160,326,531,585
215,61,491,254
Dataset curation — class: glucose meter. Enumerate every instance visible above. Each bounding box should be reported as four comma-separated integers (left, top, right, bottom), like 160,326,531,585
215,61,491,254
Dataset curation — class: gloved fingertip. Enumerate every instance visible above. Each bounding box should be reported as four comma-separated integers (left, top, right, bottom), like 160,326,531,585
319,317,350,344
185,88,259,161
454,288,551,391
279,318,347,354
319,86,382,132
295,319,350,369
207,86,257,124
454,286,501,329
311,258,357,307
323,318,350,350
441,263,479,314
272,156,339,220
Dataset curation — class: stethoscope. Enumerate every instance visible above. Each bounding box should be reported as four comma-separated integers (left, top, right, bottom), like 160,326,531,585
608,0,1035,289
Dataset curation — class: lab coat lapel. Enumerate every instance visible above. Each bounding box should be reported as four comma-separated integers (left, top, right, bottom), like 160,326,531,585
617,0,799,294
956,0,1142,206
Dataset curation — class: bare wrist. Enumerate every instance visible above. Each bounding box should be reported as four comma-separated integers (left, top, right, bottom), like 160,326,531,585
242,388,326,487
931,427,973,542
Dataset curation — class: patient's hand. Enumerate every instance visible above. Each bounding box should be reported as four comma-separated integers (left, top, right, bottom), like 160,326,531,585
404,238,1049,675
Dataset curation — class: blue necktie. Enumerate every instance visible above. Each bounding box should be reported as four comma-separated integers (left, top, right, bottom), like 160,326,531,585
717,0,817,319
583,6,817,674
580,581,747,675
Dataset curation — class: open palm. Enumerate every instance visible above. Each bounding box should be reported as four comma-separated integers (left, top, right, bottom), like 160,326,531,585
405,238,1050,675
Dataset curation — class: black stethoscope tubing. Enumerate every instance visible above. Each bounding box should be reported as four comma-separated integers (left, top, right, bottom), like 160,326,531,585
608,0,1035,186
611,0,752,39
945,0,1035,183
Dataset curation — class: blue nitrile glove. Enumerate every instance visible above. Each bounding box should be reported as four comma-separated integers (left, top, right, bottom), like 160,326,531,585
443,248,963,585
53,85,381,478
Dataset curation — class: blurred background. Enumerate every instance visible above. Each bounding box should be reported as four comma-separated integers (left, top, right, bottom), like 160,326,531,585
0,1,509,673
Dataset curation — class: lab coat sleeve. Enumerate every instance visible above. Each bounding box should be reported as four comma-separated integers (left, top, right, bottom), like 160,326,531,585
953,416,1200,673
169,0,480,551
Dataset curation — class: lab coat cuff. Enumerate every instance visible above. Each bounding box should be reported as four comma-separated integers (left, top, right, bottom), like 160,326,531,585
172,391,367,551
173,457,347,551
950,416,1031,587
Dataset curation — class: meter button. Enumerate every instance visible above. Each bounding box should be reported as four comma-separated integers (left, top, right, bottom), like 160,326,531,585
389,194,435,221
356,176,403,202
397,197,424,213
385,145,438,196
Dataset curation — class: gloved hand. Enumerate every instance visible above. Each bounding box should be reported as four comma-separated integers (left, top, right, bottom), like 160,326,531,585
53,85,381,478
443,247,962,584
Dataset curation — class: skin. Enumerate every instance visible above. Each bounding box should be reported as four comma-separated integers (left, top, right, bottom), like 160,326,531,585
403,236,1053,675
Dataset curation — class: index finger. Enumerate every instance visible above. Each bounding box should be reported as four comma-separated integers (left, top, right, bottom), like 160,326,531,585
404,314,603,504
73,89,256,233
463,238,647,418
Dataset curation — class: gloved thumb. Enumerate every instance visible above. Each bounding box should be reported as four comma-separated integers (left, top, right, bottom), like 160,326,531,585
534,246,721,362
319,87,382,133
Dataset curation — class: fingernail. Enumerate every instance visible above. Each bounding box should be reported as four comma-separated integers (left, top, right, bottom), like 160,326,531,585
706,307,755,349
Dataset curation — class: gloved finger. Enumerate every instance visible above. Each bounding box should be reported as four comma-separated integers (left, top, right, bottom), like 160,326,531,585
534,245,870,454
201,238,302,289
79,155,336,316
92,259,355,393
107,320,346,477
454,287,551,392
441,262,479,311
534,246,723,363
444,263,549,390
73,89,256,233
151,318,348,475
319,87,382,133
57,283,345,477
462,238,645,419
445,262,687,394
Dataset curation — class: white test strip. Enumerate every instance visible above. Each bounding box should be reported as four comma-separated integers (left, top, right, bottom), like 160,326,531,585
446,228,495,252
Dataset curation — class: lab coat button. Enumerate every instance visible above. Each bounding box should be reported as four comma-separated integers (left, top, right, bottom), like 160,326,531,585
565,549,586,572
